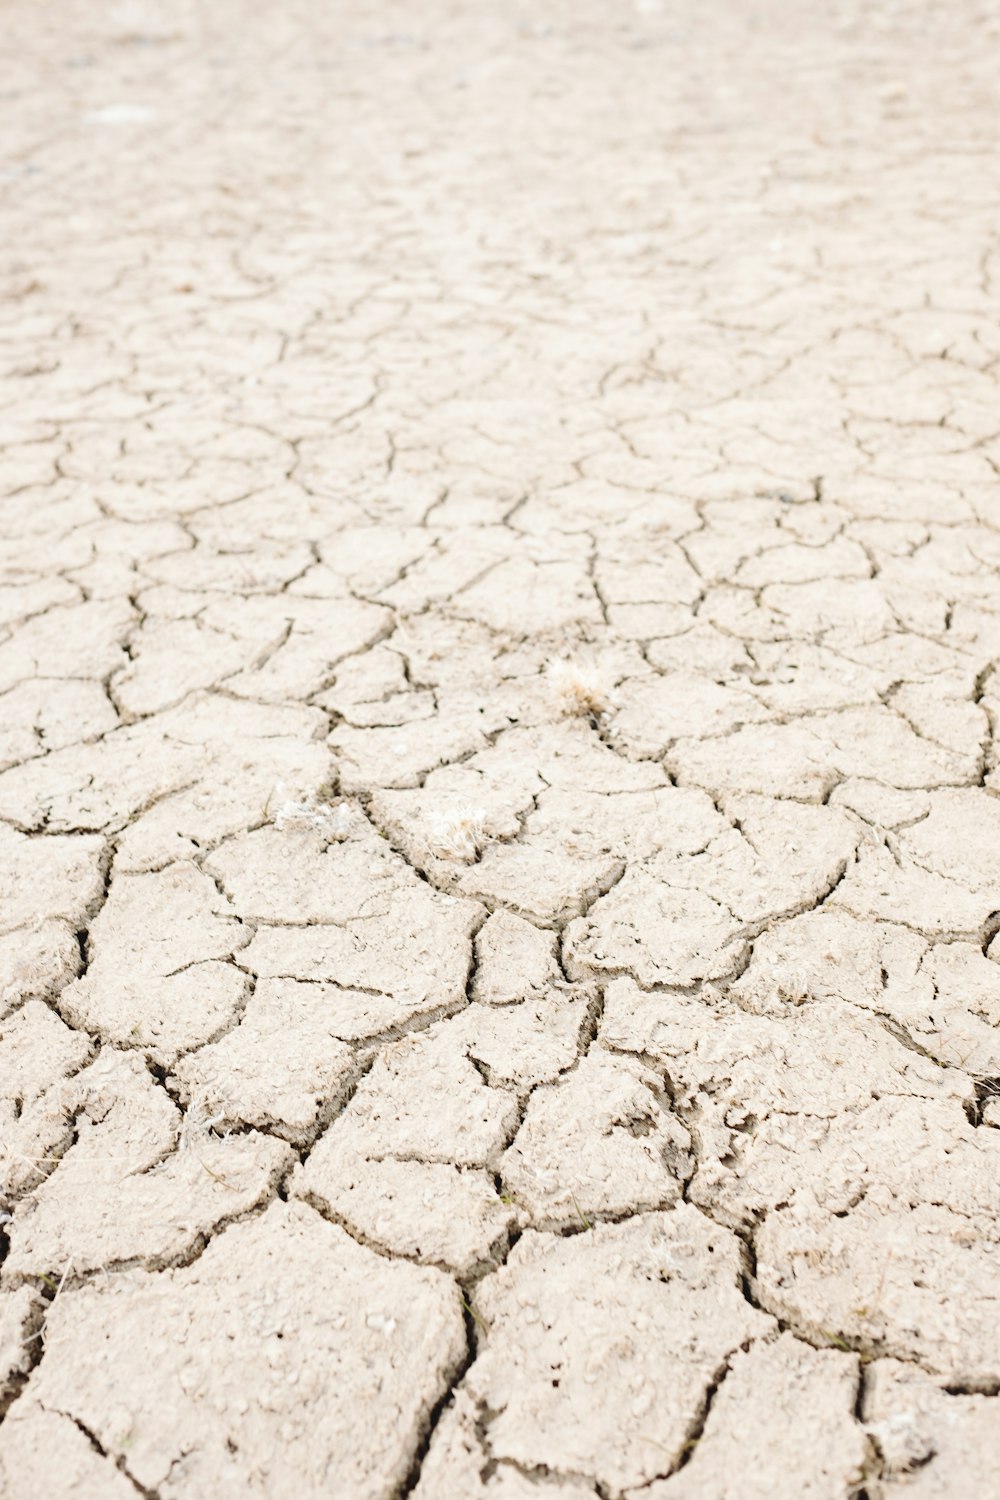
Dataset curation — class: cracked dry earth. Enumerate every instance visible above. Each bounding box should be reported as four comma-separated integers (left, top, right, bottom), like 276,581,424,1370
3,3,1000,1499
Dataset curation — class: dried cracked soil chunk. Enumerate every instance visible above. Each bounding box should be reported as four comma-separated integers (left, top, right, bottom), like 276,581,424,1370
0,920,82,1021
0,824,105,936
566,800,858,985
599,980,1000,1380
462,1208,773,1493
219,824,483,1032
60,862,250,1062
7,1199,465,1499
298,1150,513,1276
172,979,357,1143
0,1287,42,1408
0,598,133,696
0,1406,138,1500
636,1334,867,1500
501,1050,691,1229
864,1360,1000,1495
732,907,1000,1074
2,1051,291,1278
0,999,91,1197
449,989,594,1090
471,911,561,1005
295,1029,518,1273
330,714,491,792
753,1097,1000,1384
668,707,979,800
414,1388,599,1499
0,694,329,862
0,678,118,772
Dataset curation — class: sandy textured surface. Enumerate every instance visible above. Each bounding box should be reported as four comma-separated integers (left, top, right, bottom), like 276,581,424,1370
1,0,999,1495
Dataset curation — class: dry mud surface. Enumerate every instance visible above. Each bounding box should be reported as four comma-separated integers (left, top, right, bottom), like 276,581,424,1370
2,0,1000,1495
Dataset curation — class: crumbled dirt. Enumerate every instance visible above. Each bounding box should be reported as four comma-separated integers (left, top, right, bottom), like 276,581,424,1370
1,0,999,1494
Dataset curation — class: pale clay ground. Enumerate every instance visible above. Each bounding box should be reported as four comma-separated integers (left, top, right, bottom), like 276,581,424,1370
0,0,999,1496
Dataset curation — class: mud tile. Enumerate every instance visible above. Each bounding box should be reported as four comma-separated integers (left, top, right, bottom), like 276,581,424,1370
0,1000,92,1197
60,863,250,1062
171,981,357,1144
467,1208,773,1492
0,1406,138,1499
5,1200,465,1498
864,1359,1000,1494
3,1050,291,1278
501,1051,691,1229
634,1335,867,1500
